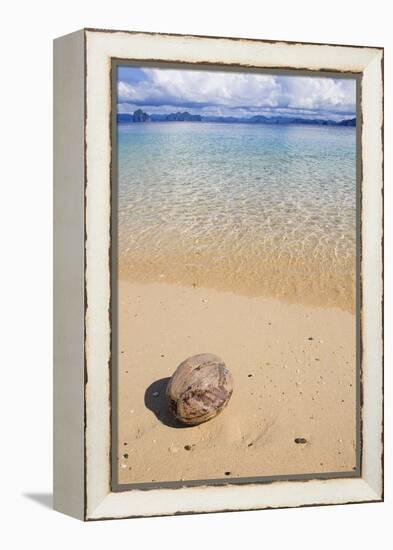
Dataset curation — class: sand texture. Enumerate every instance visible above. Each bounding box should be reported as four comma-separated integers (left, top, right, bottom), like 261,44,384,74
116,280,357,485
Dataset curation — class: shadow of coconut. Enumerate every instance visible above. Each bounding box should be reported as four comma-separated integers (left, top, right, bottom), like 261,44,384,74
144,377,190,429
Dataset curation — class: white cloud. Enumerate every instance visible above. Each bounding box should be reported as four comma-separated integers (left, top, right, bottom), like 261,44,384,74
117,67,356,118
279,76,356,112
148,68,279,106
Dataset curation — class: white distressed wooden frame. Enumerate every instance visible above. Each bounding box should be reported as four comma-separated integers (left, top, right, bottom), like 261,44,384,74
53,28,383,521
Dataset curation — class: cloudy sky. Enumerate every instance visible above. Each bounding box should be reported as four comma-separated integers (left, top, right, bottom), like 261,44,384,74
117,66,356,121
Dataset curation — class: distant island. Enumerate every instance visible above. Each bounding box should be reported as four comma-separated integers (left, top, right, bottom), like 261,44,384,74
132,109,151,122
117,109,356,127
119,109,202,123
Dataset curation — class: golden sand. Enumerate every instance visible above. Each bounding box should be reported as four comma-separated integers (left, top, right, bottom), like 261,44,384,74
116,280,357,485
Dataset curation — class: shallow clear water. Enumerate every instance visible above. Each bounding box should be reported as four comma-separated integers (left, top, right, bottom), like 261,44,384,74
117,122,356,310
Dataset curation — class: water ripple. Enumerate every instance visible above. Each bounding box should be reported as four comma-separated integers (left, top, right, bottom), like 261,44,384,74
117,123,356,311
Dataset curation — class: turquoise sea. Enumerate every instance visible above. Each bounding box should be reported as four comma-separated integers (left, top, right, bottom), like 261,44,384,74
117,122,356,310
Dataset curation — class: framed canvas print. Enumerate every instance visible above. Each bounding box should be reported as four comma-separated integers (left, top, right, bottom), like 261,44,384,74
53,28,384,520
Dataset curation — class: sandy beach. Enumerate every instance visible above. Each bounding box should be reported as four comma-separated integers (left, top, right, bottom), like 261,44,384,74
116,279,357,485
114,73,358,487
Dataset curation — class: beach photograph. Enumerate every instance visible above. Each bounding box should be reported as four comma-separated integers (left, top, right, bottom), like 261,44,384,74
113,64,358,487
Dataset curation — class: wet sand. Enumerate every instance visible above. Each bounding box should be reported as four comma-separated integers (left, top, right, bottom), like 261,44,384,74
116,280,357,485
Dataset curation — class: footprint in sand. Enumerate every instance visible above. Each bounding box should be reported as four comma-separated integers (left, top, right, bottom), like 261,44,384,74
243,416,278,448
